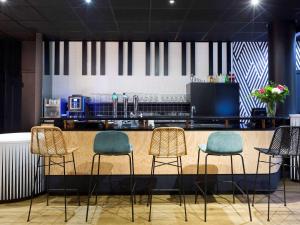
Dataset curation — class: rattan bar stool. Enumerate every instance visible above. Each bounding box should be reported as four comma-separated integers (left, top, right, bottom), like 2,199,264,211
27,126,80,222
252,126,300,221
86,131,136,222
147,127,188,222
194,131,252,222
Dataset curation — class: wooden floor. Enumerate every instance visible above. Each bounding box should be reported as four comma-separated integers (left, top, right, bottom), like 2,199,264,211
1,181,300,225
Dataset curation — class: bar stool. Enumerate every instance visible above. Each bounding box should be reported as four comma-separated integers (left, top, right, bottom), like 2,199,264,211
252,126,300,221
86,131,135,222
194,131,252,222
27,126,80,222
147,127,187,222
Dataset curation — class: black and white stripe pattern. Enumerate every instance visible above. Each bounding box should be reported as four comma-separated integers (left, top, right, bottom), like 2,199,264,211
0,142,44,202
296,41,300,71
232,42,268,117
44,41,107,76
44,41,233,77
208,41,231,76
144,42,169,76
118,41,133,76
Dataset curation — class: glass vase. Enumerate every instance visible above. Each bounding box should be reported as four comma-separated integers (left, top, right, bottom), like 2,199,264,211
266,102,277,117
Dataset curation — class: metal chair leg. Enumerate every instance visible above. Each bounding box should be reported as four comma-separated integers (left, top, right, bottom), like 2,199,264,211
230,155,235,204
128,154,134,222
239,154,252,222
147,156,155,207
86,154,97,222
63,156,67,222
204,154,208,222
27,156,41,222
252,152,260,207
95,155,101,205
131,152,136,204
179,156,188,221
282,159,286,207
267,156,271,222
72,152,80,206
148,156,155,222
46,156,51,206
177,157,182,206
195,149,200,204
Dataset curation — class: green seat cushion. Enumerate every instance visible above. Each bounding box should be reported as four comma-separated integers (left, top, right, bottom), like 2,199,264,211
200,131,243,155
93,131,131,155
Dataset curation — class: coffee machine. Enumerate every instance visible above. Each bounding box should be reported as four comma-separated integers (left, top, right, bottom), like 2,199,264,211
67,95,89,118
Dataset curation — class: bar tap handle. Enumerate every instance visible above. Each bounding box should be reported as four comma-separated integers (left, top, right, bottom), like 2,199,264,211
191,105,196,118
123,93,128,118
112,92,118,118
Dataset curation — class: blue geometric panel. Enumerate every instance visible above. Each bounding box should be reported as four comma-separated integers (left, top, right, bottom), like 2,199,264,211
296,41,300,71
232,42,268,117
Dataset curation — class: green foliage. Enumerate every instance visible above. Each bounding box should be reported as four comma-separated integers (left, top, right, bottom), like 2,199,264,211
251,83,289,104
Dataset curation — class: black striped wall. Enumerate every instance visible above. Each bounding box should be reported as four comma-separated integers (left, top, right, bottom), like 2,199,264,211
118,41,123,75
155,42,159,76
54,41,60,75
128,41,132,76
100,42,105,75
218,42,222,74
91,41,96,75
191,42,195,75
44,41,231,77
64,41,69,75
164,42,168,76
209,41,213,75
146,42,150,76
82,41,87,75
182,42,186,76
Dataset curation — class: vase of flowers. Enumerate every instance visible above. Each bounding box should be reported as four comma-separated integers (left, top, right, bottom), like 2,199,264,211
252,83,289,117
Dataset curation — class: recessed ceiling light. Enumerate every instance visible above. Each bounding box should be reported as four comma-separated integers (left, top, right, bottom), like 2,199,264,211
0,0,7,3
169,0,175,5
251,0,260,6
85,0,92,4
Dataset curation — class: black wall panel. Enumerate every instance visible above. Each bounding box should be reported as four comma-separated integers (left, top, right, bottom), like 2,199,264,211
0,39,22,133
64,41,69,75
82,41,87,75
54,41,60,75
182,42,186,76
100,42,105,75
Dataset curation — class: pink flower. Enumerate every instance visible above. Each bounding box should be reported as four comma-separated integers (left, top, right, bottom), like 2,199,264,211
277,85,285,91
258,88,265,94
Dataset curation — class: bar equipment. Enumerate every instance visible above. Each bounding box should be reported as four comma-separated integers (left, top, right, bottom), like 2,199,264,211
43,98,67,118
112,92,118,118
67,95,89,118
133,95,139,116
123,93,128,118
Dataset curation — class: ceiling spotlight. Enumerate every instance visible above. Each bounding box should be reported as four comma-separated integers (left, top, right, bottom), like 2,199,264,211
251,0,260,6
85,0,92,4
169,0,175,5
0,0,7,3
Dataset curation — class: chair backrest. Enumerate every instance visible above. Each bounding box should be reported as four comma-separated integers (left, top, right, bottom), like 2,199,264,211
149,127,187,157
31,126,67,156
94,131,131,154
268,126,300,155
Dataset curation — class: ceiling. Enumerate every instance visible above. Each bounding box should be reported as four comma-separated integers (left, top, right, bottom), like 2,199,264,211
0,0,300,41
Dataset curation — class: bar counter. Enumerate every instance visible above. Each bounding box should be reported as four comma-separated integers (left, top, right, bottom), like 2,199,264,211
42,116,289,177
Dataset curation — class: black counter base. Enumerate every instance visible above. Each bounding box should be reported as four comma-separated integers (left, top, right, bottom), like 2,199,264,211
47,173,281,195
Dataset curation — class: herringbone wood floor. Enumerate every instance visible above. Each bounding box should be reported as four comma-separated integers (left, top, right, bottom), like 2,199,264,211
1,181,300,225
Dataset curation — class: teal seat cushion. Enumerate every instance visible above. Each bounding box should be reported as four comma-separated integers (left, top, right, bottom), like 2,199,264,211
93,131,131,155
200,132,243,155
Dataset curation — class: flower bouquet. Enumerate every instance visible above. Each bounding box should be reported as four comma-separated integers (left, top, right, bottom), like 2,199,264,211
251,83,289,117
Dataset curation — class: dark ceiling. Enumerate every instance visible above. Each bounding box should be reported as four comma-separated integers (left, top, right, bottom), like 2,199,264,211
0,0,300,41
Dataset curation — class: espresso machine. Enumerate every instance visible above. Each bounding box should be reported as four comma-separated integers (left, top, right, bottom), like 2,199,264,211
67,95,89,118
